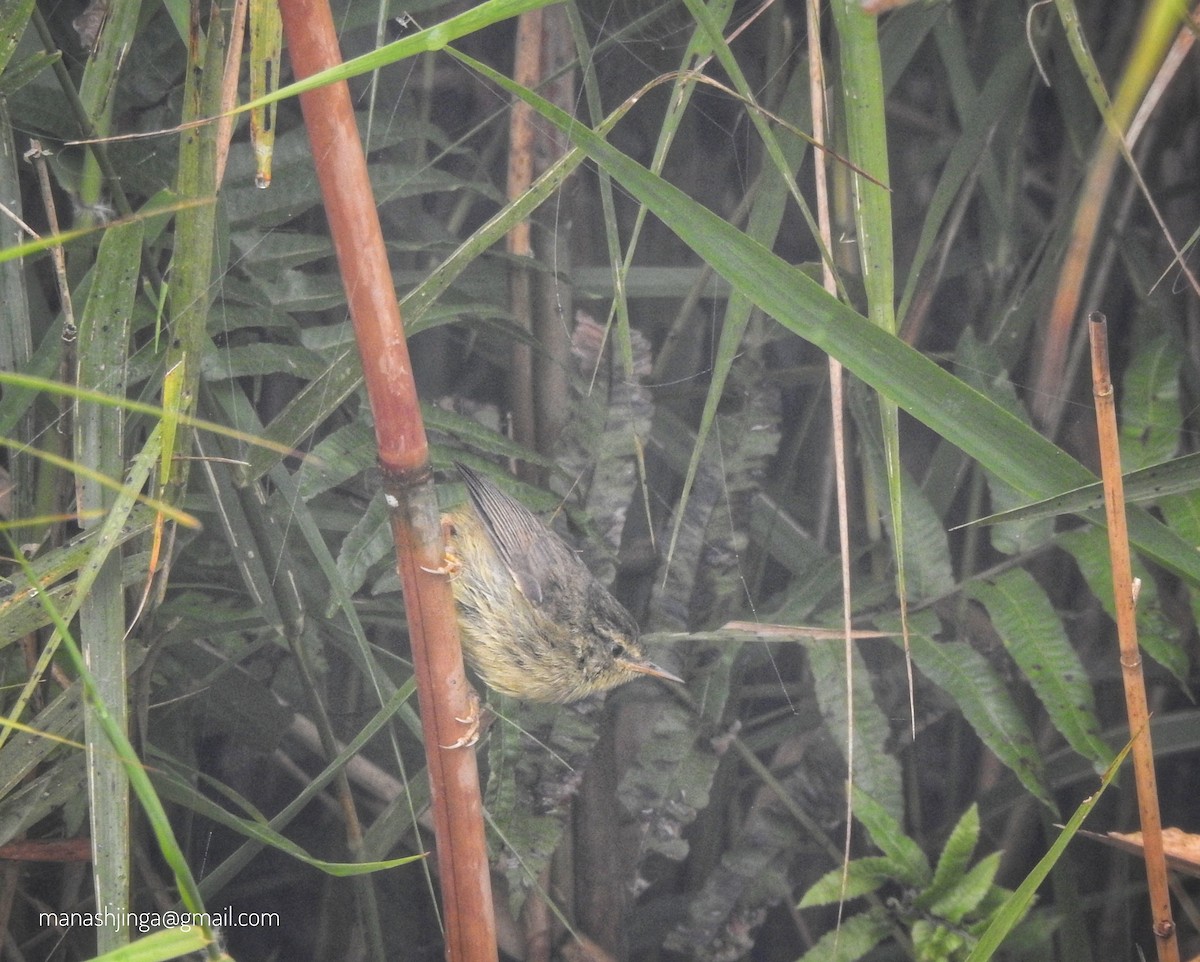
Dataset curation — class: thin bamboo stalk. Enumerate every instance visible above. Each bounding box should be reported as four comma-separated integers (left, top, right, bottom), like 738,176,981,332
1087,312,1178,962
276,2,497,959
507,10,540,469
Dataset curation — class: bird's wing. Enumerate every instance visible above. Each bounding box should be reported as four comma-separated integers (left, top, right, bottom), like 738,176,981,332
455,462,583,608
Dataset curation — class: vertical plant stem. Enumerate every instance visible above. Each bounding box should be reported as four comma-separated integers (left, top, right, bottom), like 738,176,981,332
74,219,142,952
0,101,34,514
507,13,538,264
29,6,136,222
276,1,497,959
1087,312,1178,962
75,0,143,212
808,0,857,917
507,10,540,467
167,0,225,480
215,0,250,185
530,5,573,461
15,427,224,959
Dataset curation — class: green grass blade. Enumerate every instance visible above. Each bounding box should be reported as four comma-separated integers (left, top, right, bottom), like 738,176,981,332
447,46,1200,591
74,217,143,950
235,0,559,117
964,738,1133,961
10,444,223,959
78,924,214,962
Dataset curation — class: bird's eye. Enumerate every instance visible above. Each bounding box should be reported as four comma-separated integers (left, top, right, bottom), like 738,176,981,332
611,642,626,659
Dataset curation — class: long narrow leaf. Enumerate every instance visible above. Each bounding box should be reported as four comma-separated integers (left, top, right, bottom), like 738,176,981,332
967,570,1112,768
74,216,142,948
447,46,1200,589
963,737,1133,961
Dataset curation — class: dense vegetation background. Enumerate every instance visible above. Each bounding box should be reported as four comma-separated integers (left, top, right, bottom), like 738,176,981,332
0,0,1197,959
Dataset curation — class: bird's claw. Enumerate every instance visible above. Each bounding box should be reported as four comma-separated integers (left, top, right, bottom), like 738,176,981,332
442,687,490,749
421,556,460,576
421,519,463,577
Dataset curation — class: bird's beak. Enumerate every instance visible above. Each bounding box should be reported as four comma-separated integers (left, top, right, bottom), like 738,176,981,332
619,659,684,685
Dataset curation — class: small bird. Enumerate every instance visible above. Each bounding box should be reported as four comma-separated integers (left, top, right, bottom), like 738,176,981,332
443,462,682,703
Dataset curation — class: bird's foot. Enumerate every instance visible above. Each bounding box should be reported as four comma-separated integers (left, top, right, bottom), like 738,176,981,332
442,686,492,749
421,518,463,577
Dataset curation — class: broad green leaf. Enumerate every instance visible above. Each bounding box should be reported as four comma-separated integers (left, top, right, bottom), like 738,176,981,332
810,642,905,825
1119,331,1181,471
0,0,34,78
919,804,980,910
851,787,928,886
617,696,718,861
796,903,891,962
967,570,1111,769
0,49,57,95
799,856,898,907
296,421,378,500
1159,490,1200,647
1059,527,1189,685
930,851,1000,924
905,631,1053,811
336,492,396,601
201,342,329,381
